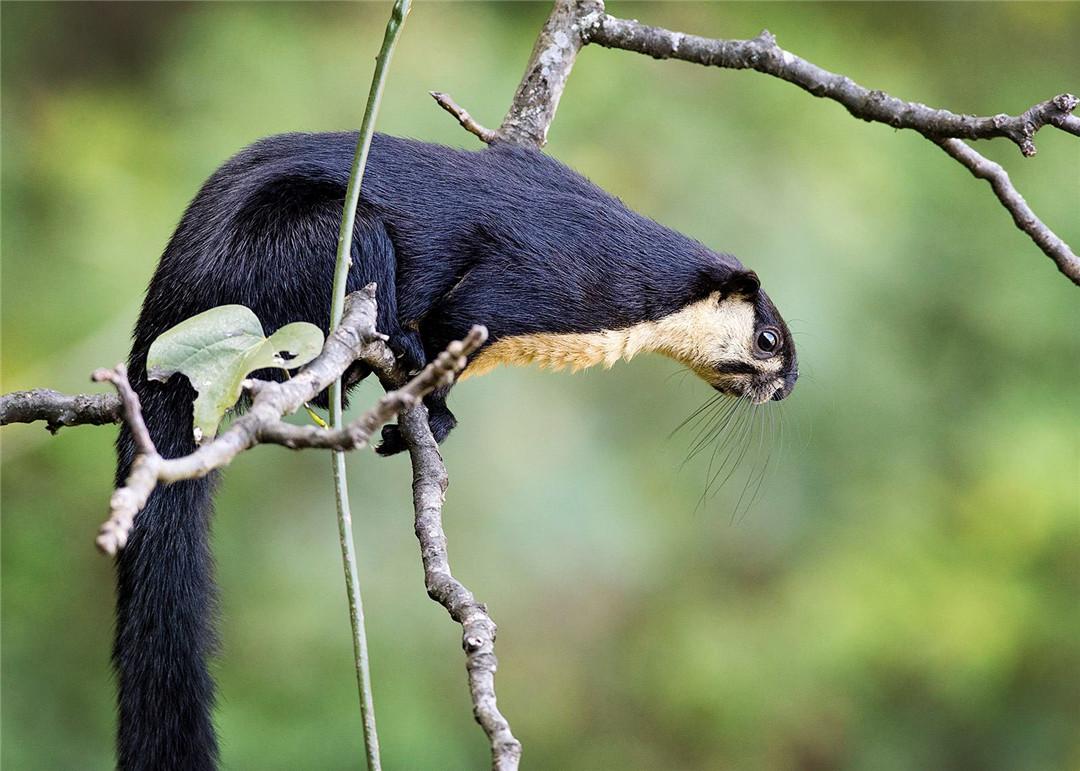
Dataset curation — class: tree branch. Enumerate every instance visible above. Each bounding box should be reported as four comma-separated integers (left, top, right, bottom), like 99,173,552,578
312,312,518,769
584,19,1078,157
495,0,596,147
90,287,376,554
87,287,485,555
397,405,522,771
935,138,1080,283
0,389,121,432
0,289,383,438
344,328,521,769
419,9,1077,758
91,364,162,554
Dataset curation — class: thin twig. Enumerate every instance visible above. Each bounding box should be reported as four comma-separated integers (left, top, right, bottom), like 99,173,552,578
91,365,162,555
1,288,388,444
581,10,1079,283
935,138,1080,284
430,92,497,144
87,313,491,760
92,365,153,454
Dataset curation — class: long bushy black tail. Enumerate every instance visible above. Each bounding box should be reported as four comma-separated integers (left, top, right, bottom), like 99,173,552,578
106,130,429,768
113,372,219,771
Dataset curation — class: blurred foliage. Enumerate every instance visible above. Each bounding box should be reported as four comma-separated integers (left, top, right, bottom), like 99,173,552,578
2,2,1078,769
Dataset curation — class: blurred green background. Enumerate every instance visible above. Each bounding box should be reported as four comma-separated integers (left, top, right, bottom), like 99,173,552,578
3,2,1078,769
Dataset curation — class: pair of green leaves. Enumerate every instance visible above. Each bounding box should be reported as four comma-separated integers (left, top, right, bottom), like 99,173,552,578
146,306,324,443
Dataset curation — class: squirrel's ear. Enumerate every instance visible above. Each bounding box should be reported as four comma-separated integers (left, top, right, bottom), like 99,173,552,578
723,270,760,297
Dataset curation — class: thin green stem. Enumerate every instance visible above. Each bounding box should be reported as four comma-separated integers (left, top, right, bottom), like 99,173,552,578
331,449,380,770
328,2,411,770
328,0,411,334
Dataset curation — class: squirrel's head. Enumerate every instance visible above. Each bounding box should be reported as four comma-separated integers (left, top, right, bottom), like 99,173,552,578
653,268,798,404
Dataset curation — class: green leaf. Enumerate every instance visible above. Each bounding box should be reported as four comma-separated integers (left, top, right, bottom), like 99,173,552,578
146,305,324,443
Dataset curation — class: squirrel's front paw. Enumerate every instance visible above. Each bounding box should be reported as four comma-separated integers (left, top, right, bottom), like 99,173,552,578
375,424,407,456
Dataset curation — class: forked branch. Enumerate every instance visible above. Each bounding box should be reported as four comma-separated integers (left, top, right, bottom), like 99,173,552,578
89,287,485,555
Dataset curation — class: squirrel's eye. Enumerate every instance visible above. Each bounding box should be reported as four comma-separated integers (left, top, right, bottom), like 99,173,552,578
755,328,781,356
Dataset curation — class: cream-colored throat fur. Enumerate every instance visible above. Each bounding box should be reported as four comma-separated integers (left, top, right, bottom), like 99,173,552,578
461,292,760,381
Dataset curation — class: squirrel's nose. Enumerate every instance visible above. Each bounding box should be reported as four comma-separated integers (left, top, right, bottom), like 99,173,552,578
770,371,798,401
